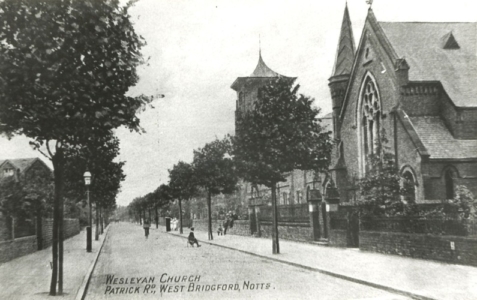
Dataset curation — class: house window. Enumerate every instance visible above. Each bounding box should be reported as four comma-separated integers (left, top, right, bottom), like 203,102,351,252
3,168,14,177
445,170,455,199
358,75,381,176
296,191,302,204
282,192,288,205
238,92,244,109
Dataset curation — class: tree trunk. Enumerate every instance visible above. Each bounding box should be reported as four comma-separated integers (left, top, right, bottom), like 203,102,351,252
207,190,213,240
271,182,279,254
155,205,159,229
179,198,183,234
58,184,64,294
95,203,99,241
100,207,104,234
50,149,65,295
36,206,42,250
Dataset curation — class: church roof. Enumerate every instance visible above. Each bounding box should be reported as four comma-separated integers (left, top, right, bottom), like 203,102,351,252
380,22,477,107
409,116,477,159
331,4,355,77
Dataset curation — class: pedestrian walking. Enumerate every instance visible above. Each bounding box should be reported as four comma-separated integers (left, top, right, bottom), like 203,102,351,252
217,224,223,236
187,227,201,247
143,220,151,239
223,218,229,235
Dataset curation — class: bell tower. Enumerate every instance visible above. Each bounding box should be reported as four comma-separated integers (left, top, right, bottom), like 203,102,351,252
328,3,355,140
231,50,295,132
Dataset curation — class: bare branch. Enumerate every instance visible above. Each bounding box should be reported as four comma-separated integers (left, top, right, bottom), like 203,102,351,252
46,140,54,158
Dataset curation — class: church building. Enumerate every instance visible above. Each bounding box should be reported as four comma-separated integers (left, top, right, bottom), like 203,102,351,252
329,5,477,203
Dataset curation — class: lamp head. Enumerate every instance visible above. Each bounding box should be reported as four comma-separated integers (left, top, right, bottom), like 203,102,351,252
83,171,92,186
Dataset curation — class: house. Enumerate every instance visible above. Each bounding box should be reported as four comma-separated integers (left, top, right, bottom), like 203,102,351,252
0,158,52,182
328,5,477,203
0,158,52,240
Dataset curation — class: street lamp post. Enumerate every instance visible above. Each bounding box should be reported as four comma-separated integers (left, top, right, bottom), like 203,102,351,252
84,171,92,252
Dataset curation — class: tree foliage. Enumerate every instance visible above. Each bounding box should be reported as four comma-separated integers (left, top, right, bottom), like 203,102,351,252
0,0,151,144
358,130,415,217
0,163,54,218
193,137,238,239
0,0,151,295
169,161,197,202
232,77,332,187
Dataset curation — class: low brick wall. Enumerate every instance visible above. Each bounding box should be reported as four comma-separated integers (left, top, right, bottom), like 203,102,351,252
260,222,313,242
0,218,80,264
192,219,218,233
0,215,11,241
192,219,252,236
360,231,477,266
41,218,80,249
329,229,348,247
227,220,250,236
0,236,37,263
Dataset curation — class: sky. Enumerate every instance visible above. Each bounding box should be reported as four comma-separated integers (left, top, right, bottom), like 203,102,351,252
1,0,476,206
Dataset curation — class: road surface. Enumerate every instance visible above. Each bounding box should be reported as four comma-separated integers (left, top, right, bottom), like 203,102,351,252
86,223,408,300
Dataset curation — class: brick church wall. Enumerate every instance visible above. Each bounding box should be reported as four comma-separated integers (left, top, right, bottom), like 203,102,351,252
337,29,401,183
425,161,477,200
401,92,440,116
360,231,477,267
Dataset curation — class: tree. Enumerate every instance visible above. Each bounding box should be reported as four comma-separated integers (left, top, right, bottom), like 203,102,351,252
232,77,332,254
168,161,197,234
0,0,152,295
62,134,125,240
193,137,238,240
357,130,412,217
152,184,172,227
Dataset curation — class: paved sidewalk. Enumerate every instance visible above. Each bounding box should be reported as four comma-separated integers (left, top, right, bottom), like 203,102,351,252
0,227,107,300
167,226,477,300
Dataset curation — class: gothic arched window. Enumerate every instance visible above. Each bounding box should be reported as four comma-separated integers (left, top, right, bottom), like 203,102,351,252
402,170,416,203
358,75,381,175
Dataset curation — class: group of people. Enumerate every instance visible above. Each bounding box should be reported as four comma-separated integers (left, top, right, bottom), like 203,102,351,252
141,211,238,247
217,211,236,236
141,218,201,247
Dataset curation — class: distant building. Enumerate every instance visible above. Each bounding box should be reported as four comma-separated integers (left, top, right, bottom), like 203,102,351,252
328,5,477,202
0,158,52,183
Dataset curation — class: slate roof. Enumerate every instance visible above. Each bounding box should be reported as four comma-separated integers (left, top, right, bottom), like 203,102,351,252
0,158,50,173
320,112,333,133
409,116,477,159
380,22,477,107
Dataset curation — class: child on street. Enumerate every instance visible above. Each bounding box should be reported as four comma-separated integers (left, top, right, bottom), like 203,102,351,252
188,227,201,247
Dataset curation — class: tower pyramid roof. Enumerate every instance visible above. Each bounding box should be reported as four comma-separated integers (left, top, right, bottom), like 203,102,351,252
250,51,282,77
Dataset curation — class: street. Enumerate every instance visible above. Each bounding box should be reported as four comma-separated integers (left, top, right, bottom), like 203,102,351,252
86,223,408,300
